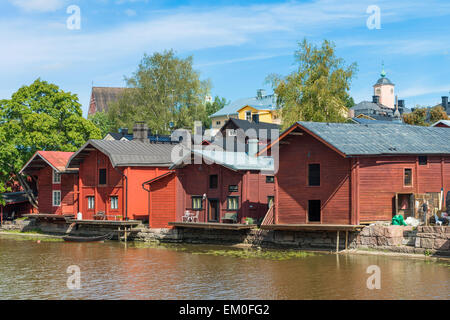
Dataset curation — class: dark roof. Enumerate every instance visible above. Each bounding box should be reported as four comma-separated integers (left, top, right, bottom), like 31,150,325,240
105,132,174,143
89,87,127,115
293,121,450,156
66,140,176,168
0,192,32,205
220,118,280,137
374,77,394,85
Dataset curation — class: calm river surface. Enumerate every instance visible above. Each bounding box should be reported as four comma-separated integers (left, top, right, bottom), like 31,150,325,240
0,235,449,300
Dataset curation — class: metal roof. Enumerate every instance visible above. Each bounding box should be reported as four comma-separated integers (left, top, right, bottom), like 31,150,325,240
210,94,276,118
170,147,274,172
351,118,404,125
296,121,450,156
374,77,394,86
66,140,176,168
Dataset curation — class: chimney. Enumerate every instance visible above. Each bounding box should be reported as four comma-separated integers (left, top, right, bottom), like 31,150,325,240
372,95,380,104
256,89,266,99
133,122,149,143
247,138,258,157
442,96,449,113
119,127,128,136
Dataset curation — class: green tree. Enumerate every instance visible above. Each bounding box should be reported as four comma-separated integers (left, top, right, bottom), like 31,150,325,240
0,79,101,205
403,106,448,126
202,96,228,128
88,111,116,137
108,50,212,134
268,39,357,129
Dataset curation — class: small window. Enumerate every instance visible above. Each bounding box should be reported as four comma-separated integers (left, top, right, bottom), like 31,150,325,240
216,121,221,125
228,129,237,137
404,168,412,186
266,176,275,183
192,196,203,210
52,190,61,207
228,185,238,192
209,175,218,189
99,168,107,185
53,170,61,184
227,196,239,210
87,196,95,210
268,196,274,208
418,156,428,166
110,196,118,210
245,111,252,122
308,164,320,186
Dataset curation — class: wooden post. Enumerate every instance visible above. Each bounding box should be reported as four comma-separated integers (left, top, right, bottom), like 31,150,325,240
118,226,121,241
336,231,340,253
345,231,348,251
124,226,127,243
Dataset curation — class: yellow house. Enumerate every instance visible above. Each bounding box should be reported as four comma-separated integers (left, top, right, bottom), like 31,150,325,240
237,105,280,124
209,89,279,135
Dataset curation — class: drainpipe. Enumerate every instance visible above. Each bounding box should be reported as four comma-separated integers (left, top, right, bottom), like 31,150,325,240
114,166,128,221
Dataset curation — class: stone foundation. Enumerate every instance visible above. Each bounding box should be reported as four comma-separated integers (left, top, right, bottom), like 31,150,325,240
2,219,449,257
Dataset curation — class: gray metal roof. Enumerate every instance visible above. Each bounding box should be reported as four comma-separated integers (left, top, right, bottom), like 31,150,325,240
210,94,276,118
67,140,176,168
297,121,450,156
374,77,394,85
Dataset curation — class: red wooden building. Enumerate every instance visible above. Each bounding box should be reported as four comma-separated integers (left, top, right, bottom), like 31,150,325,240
66,139,177,227
19,151,78,215
261,122,450,225
171,144,275,224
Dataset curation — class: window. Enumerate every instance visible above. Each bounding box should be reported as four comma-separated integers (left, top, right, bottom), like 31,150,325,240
418,156,428,166
110,196,118,210
266,176,275,183
99,168,107,185
268,196,274,208
227,196,239,210
87,196,95,210
209,175,218,189
228,129,237,137
308,200,321,222
216,121,221,126
192,196,203,210
52,170,61,184
52,190,61,207
404,168,412,186
228,185,238,192
245,111,252,122
308,164,320,186
252,114,260,123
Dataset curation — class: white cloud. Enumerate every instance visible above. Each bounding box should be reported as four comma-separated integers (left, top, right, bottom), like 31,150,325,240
9,0,66,12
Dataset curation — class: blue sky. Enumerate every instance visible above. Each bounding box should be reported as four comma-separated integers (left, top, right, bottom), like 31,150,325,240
1,0,450,116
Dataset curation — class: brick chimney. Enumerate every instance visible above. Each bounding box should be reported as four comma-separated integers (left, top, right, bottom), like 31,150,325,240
133,122,149,143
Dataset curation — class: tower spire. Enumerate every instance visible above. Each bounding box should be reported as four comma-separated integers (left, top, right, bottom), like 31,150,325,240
380,61,386,78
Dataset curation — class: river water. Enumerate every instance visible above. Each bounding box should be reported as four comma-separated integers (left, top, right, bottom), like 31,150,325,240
0,235,448,300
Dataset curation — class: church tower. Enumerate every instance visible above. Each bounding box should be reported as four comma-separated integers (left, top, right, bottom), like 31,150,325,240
373,64,395,108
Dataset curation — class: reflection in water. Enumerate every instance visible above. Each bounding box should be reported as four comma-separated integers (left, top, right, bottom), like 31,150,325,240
0,236,448,300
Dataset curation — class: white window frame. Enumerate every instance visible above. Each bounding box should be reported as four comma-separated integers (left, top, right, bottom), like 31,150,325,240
245,111,252,122
87,196,95,210
110,196,118,210
52,190,61,207
52,170,61,184
227,129,237,137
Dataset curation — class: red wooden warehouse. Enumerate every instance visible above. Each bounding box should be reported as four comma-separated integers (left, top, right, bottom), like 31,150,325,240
262,122,450,226
19,151,78,215
171,142,275,224
65,138,177,227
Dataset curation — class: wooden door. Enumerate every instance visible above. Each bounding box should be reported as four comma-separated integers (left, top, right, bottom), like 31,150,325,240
208,199,219,222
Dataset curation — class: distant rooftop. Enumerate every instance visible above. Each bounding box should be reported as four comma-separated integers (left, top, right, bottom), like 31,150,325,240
210,89,277,118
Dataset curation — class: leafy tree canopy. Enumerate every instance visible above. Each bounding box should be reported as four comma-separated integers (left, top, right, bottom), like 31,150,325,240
268,39,357,129
0,79,101,184
88,111,116,138
107,50,216,134
403,106,449,126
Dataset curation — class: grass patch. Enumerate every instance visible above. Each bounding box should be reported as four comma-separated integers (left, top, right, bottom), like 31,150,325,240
1,229,43,234
192,248,314,261
126,241,187,251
